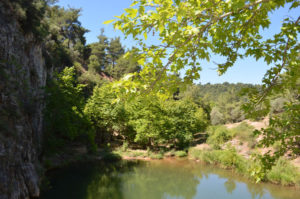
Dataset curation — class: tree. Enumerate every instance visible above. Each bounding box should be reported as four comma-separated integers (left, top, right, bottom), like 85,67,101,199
107,37,125,68
88,29,110,71
109,0,300,168
108,48,141,79
85,82,208,148
210,107,224,125
45,67,96,153
44,5,89,68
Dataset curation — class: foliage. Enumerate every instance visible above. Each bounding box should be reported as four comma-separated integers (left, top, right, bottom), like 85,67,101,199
86,30,140,80
181,83,259,124
174,150,187,158
149,153,164,159
84,83,132,143
111,0,300,170
267,158,300,185
253,97,300,169
122,141,129,152
106,53,141,79
44,5,89,68
231,122,256,146
85,82,208,148
206,122,256,150
44,67,96,153
111,0,298,93
128,96,208,148
4,0,48,39
206,126,232,149
189,147,246,172
210,107,225,125
188,147,300,185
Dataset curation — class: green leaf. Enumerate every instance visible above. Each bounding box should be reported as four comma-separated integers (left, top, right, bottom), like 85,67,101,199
103,19,115,24
125,8,138,18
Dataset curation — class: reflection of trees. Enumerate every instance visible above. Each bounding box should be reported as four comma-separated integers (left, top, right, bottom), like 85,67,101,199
224,180,236,194
121,161,199,199
43,159,300,199
86,160,199,199
246,183,265,199
86,160,140,199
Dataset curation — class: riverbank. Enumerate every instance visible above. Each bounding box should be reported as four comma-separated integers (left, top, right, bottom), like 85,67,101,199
40,156,300,199
108,146,300,187
42,119,300,188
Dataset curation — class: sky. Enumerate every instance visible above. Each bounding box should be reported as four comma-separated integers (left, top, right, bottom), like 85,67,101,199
56,0,299,85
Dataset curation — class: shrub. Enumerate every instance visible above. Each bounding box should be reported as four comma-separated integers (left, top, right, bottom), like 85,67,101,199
188,147,246,172
44,67,96,154
230,122,256,148
188,148,204,159
231,122,255,141
206,126,232,149
210,107,224,125
217,148,246,172
175,150,187,157
149,153,164,159
189,148,300,186
122,141,129,152
131,151,146,157
266,158,300,186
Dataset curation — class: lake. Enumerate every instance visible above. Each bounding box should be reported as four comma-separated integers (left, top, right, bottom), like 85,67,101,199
40,158,300,199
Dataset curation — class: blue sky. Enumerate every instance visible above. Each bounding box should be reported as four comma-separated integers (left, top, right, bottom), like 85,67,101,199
56,0,299,84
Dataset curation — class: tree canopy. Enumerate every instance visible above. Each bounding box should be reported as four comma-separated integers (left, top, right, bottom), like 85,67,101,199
109,0,300,167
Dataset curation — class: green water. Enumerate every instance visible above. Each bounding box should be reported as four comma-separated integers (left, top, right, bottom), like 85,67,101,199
40,159,300,199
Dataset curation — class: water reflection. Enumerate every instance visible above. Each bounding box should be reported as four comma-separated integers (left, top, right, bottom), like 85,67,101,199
224,179,236,194
40,159,300,199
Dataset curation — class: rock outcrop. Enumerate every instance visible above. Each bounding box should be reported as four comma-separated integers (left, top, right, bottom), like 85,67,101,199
0,2,47,198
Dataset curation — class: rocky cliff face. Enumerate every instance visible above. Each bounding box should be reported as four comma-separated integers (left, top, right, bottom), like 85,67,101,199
0,2,47,198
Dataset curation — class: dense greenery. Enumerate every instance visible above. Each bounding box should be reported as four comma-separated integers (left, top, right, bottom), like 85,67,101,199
85,83,208,148
111,0,300,169
189,147,300,185
180,83,261,124
205,122,256,149
10,0,299,186
44,67,96,153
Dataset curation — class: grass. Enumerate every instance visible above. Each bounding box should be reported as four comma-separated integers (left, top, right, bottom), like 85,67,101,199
113,147,187,159
189,147,246,171
206,125,232,149
206,122,257,149
149,153,164,159
266,158,300,186
113,148,147,158
188,147,300,186
174,150,187,157
230,122,256,148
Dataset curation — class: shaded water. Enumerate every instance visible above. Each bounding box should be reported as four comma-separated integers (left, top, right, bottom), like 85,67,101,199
40,159,300,199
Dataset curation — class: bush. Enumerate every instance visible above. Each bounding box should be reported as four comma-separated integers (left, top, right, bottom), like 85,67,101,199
206,126,232,149
122,141,129,152
189,148,300,186
149,153,164,159
216,148,246,172
231,122,256,147
210,107,224,125
188,148,204,159
188,147,246,172
174,150,187,157
45,67,96,154
266,158,300,186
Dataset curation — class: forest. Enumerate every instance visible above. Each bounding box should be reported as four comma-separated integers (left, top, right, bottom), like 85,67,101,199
0,0,299,198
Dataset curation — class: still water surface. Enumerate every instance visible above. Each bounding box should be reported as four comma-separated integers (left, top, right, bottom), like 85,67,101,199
40,159,300,199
